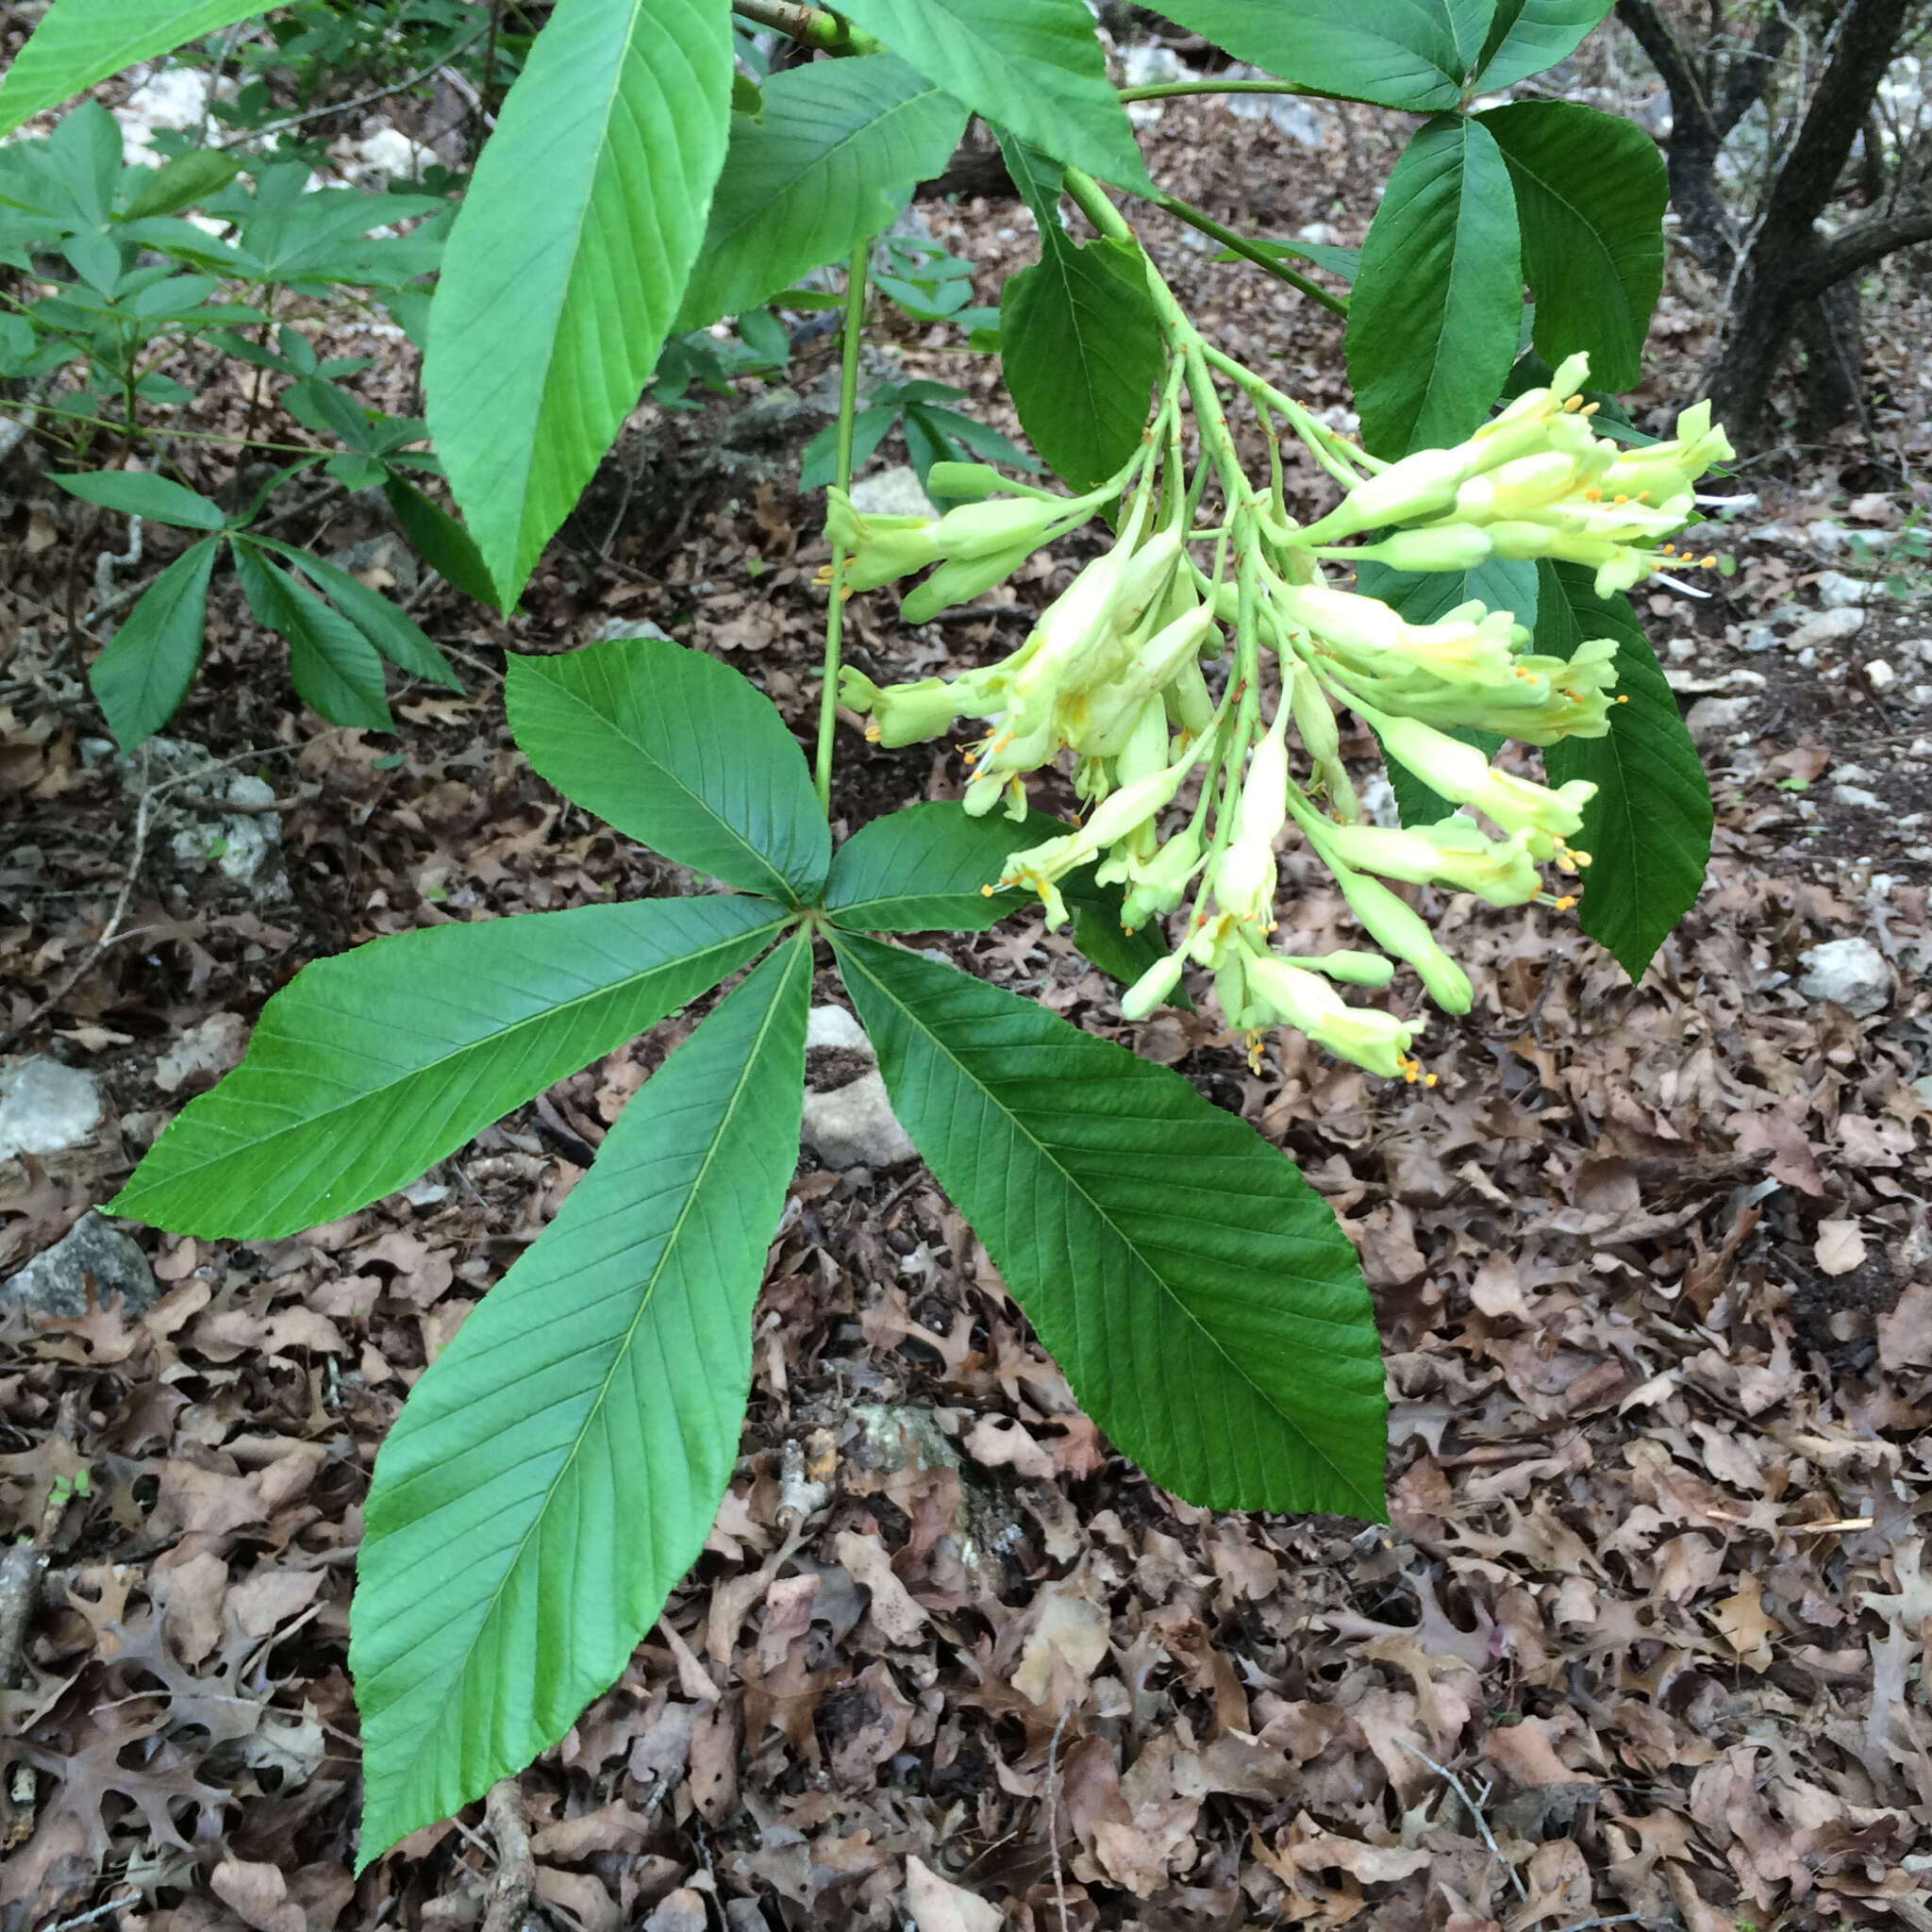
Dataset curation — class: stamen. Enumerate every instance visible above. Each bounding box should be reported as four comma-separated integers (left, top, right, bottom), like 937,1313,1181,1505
865,724,881,742
1563,395,1585,412
979,884,994,897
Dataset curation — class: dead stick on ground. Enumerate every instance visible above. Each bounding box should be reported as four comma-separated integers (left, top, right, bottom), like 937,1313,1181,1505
1398,1740,1527,1902
1046,1701,1072,1932
478,1779,534,1932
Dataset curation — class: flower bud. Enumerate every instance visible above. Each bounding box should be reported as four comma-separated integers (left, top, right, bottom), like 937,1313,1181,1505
1330,867,1474,1011
1241,955,1417,1078
1301,446,1468,542
1346,525,1495,573
1274,949,1396,988
1122,953,1186,1021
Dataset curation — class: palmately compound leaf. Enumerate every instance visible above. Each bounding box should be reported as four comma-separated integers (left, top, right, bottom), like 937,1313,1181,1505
111,895,789,1240
1536,560,1711,979
89,536,218,752
1345,113,1523,458
1476,100,1666,392
675,54,967,332
0,2,274,137
505,636,831,904
832,935,1387,1515
351,935,810,1864
832,0,1153,193
1152,0,1473,112
424,0,735,608
995,135,1165,493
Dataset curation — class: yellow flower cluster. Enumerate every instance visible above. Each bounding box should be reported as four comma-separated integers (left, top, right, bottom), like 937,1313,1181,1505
832,353,1728,1079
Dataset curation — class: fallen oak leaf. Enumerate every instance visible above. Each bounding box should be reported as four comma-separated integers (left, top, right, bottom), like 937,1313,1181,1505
905,1855,1004,1932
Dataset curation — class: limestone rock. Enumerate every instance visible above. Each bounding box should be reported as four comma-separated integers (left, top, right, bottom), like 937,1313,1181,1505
2,1211,158,1320
0,1058,103,1161
1797,937,1892,1017
802,1005,918,1168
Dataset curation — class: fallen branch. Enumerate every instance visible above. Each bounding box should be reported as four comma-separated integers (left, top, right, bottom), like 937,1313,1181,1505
478,1779,535,1932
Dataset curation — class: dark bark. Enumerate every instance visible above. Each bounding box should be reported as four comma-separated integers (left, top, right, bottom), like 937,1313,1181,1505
1794,279,1867,434
1708,0,1912,445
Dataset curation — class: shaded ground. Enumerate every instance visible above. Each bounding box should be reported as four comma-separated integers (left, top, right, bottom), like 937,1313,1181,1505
4,39,1932,1932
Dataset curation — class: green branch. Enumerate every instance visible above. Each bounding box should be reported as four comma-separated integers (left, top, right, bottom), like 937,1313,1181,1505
1144,188,1349,318
730,0,881,55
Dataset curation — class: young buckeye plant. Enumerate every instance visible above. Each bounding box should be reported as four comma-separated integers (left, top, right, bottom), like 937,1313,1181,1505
7,0,1729,1866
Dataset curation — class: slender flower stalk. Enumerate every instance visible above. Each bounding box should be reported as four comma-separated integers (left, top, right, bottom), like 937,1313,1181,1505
827,175,1731,1078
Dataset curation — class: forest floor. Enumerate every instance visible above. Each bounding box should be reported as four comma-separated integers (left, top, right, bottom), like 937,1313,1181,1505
4,47,1932,1932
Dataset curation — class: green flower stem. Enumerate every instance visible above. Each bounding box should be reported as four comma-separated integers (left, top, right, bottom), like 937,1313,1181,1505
815,239,870,817
1117,79,1329,105
1145,188,1349,318
1197,343,1379,486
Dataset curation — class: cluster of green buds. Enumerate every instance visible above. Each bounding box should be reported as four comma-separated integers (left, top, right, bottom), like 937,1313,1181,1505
833,340,1730,1083
1298,353,1736,597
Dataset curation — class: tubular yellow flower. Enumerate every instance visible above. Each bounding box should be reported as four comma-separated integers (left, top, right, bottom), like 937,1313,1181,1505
1121,952,1186,1021
1210,704,1291,929
1312,815,1544,908
1240,955,1418,1079
1371,713,1595,842
827,487,940,591
1330,867,1474,1012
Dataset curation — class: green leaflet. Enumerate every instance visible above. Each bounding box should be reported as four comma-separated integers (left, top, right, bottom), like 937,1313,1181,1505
994,135,1165,493
52,469,225,529
231,541,392,733
1474,0,1614,92
822,803,1188,1006
423,0,735,608
352,935,810,1864
111,895,789,1239
1536,560,1712,978
505,637,830,904
89,537,217,753
0,2,274,137
1151,0,1478,112
1478,101,1666,392
824,801,1040,932
1345,114,1523,457
831,0,1153,193
675,55,967,332
833,934,1387,1516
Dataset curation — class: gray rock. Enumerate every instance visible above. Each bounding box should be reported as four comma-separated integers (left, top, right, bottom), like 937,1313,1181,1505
0,1058,103,1161
803,1072,918,1168
1815,570,1877,609
1796,937,1892,1016
1685,695,1753,744
1787,608,1865,652
1740,625,1778,654
802,1004,918,1168
2,1211,157,1319
327,532,418,597
1832,784,1883,808
590,617,674,644
848,465,933,519
130,737,287,897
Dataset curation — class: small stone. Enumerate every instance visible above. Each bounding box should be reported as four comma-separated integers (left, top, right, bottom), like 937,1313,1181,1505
1834,762,1875,784
0,1058,103,1161
1865,658,1897,691
154,1013,249,1095
1685,695,1753,744
1815,570,1875,609
1832,784,1883,808
329,532,418,595
1788,608,1865,651
1797,937,1892,1016
802,1074,918,1168
1912,739,1932,758
848,465,933,518
1740,625,1778,654
802,1006,918,1167
1912,687,1932,708
1665,636,1698,662
591,617,674,644
2,1211,158,1320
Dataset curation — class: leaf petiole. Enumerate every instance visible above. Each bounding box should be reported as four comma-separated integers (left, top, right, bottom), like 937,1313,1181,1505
816,238,870,816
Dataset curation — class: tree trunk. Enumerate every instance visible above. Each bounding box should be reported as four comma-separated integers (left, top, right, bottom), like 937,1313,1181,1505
1707,0,1910,448
1795,279,1867,439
